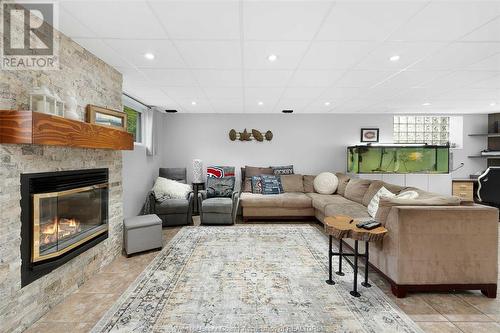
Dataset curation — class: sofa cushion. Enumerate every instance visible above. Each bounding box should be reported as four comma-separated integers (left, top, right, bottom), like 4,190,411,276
362,180,404,206
344,178,372,204
323,198,371,220
243,178,252,192
155,198,189,214
306,193,345,211
245,166,273,178
335,173,350,196
375,195,461,225
303,175,315,193
202,197,233,214
240,192,312,208
281,174,304,192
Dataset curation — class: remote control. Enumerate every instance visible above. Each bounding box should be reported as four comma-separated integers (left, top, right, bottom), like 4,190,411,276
356,220,376,228
362,221,381,230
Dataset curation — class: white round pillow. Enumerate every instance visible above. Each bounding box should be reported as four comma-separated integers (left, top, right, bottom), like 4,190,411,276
313,172,339,194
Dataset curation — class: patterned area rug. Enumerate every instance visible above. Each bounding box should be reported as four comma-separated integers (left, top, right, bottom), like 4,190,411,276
92,225,423,333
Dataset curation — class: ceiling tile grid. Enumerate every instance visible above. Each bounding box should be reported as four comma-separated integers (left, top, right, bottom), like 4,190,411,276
57,0,500,114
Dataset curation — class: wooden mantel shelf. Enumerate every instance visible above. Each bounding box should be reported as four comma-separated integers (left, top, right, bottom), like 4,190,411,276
0,110,133,150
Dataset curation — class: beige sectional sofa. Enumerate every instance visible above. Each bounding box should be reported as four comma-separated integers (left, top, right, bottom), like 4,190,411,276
240,171,499,298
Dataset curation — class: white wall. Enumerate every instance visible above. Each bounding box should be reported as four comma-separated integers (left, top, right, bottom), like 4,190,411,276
160,113,488,190
122,115,165,218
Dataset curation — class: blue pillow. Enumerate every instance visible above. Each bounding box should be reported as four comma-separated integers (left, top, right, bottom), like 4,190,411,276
260,175,283,195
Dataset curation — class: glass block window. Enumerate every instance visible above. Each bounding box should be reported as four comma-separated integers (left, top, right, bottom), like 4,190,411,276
393,116,450,145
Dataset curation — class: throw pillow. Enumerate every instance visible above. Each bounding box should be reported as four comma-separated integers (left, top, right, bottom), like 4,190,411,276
242,178,252,193
251,176,263,194
152,177,191,201
303,175,316,193
271,165,294,175
313,172,339,194
261,175,283,195
206,177,235,198
335,173,351,196
367,187,396,218
396,190,419,200
344,178,372,204
245,166,273,178
281,174,304,192
206,166,235,178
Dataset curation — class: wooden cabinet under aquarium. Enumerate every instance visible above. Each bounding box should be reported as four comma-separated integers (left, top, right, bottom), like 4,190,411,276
347,144,449,174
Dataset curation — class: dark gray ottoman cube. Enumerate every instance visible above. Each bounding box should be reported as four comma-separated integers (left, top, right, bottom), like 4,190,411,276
124,214,162,256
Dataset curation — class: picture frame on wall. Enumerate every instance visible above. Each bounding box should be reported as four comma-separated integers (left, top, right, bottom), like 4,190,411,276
360,128,379,143
86,105,127,131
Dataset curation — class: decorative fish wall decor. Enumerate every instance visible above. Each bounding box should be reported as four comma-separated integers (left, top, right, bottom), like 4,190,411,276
228,129,273,142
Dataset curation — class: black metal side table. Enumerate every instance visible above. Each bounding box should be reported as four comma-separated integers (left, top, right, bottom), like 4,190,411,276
192,182,205,215
324,215,387,298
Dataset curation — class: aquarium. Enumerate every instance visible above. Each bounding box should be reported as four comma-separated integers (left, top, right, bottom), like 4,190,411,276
347,144,449,174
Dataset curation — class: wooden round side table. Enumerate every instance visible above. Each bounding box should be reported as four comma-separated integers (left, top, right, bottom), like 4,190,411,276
324,215,388,297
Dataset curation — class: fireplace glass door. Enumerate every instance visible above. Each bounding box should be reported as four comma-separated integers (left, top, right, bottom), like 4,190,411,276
32,183,108,262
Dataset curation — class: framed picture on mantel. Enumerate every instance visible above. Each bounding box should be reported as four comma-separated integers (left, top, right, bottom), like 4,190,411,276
86,105,127,131
360,128,379,143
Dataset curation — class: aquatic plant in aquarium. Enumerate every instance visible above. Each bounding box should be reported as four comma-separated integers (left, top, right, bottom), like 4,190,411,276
347,144,449,174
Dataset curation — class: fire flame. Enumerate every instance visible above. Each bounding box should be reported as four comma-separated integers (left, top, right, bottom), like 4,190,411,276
40,217,81,246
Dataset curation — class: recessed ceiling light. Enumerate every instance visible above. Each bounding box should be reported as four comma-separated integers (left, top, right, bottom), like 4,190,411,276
389,55,400,62
268,54,278,62
191,101,197,106
258,101,264,106
144,52,155,60
324,102,331,106
422,102,431,106
490,102,496,106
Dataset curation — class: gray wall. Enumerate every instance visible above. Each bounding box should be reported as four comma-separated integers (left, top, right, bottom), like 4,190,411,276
122,116,166,218
160,113,488,187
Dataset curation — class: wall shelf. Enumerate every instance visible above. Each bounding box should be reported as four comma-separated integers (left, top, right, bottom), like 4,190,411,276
468,133,500,137
468,155,500,159
0,110,133,150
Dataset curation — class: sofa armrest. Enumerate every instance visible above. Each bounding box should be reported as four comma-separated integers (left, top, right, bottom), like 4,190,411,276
232,191,240,224
382,204,498,285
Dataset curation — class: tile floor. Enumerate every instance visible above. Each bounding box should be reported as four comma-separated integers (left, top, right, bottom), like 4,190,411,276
26,218,500,333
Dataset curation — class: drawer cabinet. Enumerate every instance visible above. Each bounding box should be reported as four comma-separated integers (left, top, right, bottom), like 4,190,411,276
452,180,475,202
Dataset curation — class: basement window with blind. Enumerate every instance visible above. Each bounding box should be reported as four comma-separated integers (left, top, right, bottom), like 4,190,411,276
123,94,145,143
393,116,450,146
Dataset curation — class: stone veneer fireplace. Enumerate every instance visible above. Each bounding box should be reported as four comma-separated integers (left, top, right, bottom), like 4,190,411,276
20,169,110,287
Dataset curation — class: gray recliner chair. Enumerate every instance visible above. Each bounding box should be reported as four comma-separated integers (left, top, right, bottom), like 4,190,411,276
198,189,239,225
148,168,194,227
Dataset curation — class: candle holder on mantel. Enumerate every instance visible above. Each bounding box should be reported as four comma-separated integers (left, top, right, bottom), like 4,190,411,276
30,86,56,115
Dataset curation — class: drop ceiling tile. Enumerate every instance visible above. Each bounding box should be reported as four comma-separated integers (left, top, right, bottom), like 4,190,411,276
245,100,277,113
288,70,345,87
281,87,323,99
125,87,175,107
194,70,242,87
177,99,214,113
161,86,206,100
59,6,96,38
462,16,500,42
141,69,198,86
210,99,244,113
319,87,365,103
148,1,240,40
410,42,500,71
104,39,185,68
355,41,446,71
468,74,500,89
300,41,378,70
244,41,309,70
72,38,131,68
274,99,313,113
467,53,500,71
244,87,284,103
432,88,500,101
317,1,424,41
419,71,499,91
115,66,150,86
390,1,500,41
203,87,243,100
60,1,167,39
176,41,241,69
244,70,294,87
243,1,331,40
334,70,395,88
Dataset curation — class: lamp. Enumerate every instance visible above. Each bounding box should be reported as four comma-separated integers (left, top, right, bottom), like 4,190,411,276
192,159,203,183
30,85,55,114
